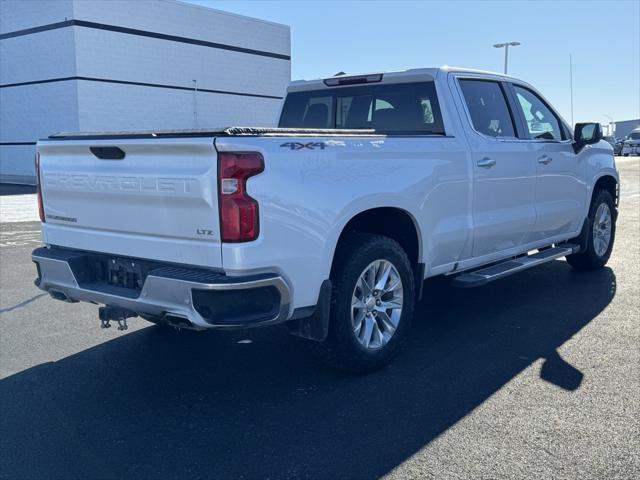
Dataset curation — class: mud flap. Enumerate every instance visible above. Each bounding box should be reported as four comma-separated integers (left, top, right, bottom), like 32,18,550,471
286,279,332,342
569,218,590,254
415,262,425,301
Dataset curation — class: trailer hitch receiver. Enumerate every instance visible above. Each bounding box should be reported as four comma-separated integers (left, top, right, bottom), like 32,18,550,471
98,306,137,331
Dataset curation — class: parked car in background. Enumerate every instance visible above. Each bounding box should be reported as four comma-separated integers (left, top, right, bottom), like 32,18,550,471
603,135,616,148
613,138,624,155
621,129,640,156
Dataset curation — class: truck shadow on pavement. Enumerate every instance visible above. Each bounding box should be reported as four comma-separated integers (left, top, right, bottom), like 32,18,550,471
0,261,616,479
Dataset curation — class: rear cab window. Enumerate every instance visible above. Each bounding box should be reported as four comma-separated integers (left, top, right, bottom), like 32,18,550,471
279,82,445,135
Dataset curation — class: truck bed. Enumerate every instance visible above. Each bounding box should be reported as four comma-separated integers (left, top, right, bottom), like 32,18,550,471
36,126,380,271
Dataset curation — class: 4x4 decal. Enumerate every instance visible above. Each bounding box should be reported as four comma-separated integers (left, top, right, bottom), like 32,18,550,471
280,142,326,150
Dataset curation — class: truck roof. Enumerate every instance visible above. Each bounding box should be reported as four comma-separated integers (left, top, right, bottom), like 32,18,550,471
287,66,518,92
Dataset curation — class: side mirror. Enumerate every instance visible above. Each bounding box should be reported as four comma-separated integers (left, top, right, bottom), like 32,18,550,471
573,122,603,153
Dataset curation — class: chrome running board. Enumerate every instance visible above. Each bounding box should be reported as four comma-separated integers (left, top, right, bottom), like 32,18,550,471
451,244,580,288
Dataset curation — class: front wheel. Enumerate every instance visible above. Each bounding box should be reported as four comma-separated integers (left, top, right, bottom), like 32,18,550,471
312,234,415,373
566,189,616,270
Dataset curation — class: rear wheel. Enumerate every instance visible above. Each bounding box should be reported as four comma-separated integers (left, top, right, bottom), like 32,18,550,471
312,234,415,373
566,189,616,270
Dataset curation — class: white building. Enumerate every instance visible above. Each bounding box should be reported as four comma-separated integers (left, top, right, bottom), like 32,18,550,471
0,0,291,184
613,119,640,140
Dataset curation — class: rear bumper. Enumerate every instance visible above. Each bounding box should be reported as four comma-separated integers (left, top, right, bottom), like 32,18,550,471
32,247,291,329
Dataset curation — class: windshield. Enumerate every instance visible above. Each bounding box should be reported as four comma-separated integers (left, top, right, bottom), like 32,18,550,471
279,81,445,134
627,131,640,140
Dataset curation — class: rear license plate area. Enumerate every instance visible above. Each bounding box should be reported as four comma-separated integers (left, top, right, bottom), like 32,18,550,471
107,257,144,290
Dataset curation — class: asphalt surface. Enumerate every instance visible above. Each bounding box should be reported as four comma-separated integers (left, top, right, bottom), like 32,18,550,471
0,158,638,479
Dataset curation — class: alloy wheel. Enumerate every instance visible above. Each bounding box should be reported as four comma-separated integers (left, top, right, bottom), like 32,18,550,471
351,259,404,350
592,202,612,257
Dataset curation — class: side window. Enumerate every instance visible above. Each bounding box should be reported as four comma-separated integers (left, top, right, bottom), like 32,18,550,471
459,79,516,137
512,85,563,141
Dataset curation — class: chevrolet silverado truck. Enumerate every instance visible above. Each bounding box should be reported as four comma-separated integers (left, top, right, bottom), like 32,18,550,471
32,67,619,372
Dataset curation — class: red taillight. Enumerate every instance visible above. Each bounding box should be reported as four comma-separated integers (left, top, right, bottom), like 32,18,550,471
35,151,45,222
218,152,264,242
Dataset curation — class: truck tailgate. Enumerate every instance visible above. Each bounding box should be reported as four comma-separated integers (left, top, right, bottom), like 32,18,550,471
37,137,222,268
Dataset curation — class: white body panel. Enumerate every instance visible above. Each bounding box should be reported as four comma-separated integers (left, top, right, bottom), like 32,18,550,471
446,73,537,257
38,137,223,268
216,134,471,307
35,66,620,317
529,140,587,240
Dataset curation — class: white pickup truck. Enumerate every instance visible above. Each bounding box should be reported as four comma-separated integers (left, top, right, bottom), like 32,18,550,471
33,67,618,372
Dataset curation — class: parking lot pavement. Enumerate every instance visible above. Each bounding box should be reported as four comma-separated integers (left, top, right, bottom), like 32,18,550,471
0,195,39,224
0,158,638,479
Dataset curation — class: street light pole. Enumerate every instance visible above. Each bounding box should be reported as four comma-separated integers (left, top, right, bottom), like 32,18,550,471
569,54,574,127
603,114,614,137
493,41,521,74
504,44,509,74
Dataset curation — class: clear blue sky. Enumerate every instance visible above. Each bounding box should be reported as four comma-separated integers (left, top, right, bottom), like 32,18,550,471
187,0,639,126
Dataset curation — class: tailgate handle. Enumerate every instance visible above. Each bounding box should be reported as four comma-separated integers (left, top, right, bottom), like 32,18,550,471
90,146,125,160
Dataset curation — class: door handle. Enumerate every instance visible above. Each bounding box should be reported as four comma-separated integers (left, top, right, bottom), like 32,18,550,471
538,155,553,165
477,157,496,168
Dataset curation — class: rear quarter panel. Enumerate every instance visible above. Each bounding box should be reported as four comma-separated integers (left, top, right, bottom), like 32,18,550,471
216,134,471,309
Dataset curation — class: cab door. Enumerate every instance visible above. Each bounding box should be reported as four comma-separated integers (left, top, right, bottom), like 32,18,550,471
507,83,587,241
451,75,536,259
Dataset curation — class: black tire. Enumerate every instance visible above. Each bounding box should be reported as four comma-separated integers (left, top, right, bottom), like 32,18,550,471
566,189,616,270
312,233,415,373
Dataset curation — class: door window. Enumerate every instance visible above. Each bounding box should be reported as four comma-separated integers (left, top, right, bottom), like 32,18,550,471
512,85,564,141
459,80,516,138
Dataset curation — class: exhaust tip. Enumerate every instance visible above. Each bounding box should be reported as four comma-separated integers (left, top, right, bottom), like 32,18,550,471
49,290,77,303
164,313,194,329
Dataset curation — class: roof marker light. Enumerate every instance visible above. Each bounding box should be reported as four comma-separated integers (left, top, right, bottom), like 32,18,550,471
323,73,383,87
